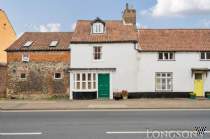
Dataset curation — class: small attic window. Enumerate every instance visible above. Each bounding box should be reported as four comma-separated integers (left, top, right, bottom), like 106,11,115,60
23,41,33,47
49,41,58,47
91,17,105,34
92,23,104,34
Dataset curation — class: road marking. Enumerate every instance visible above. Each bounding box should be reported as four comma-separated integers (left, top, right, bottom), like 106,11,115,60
1,109,210,113
0,132,42,136
106,131,210,134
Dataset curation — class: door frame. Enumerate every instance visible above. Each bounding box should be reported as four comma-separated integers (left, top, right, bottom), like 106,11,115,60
97,73,110,99
193,72,204,97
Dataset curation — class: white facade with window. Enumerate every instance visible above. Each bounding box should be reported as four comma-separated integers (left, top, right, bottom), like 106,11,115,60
69,43,139,99
137,52,210,93
70,42,210,99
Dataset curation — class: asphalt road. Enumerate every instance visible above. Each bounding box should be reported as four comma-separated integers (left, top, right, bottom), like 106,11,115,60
0,110,210,139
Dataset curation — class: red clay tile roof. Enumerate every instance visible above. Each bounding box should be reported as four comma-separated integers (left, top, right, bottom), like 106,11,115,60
71,20,138,43
138,29,210,51
6,32,73,51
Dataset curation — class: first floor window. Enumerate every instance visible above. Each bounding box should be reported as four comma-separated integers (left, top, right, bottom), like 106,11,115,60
93,46,102,60
201,52,210,60
158,52,175,61
155,72,173,92
22,52,29,62
73,73,96,90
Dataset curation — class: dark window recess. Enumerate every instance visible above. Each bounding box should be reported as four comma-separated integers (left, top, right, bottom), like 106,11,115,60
195,73,202,80
170,52,173,59
20,73,26,79
158,53,163,59
201,52,205,59
54,73,61,79
207,52,210,59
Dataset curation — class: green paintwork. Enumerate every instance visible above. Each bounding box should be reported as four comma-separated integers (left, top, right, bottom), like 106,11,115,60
98,74,110,99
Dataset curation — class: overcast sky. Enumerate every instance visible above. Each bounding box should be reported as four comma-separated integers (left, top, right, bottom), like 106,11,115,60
1,0,210,36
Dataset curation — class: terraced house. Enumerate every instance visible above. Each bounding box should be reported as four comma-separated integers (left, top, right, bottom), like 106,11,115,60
6,4,210,99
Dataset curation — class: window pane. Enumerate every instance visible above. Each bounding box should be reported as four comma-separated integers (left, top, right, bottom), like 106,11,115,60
77,74,80,81
76,82,80,89
201,52,205,59
162,79,166,90
167,79,172,90
206,52,210,59
88,73,91,81
82,82,86,89
93,82,96,89
170,53,174,59
158,53,163,60
82,73,86,81
167,73,171,77
88,82,91,89
93,73,96,80
156,78,161,90
164,53,169,60
162,73,166,77
156,73,161,77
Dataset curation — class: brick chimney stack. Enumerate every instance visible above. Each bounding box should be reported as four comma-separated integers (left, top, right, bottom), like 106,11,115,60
122,3,136,26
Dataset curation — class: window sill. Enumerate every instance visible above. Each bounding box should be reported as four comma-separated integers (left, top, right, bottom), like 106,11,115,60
200,59,210,61
93,59,104,62
157,59,176,61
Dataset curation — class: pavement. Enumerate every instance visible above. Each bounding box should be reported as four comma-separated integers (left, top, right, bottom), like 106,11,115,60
0,98,210,110
0,110,210,139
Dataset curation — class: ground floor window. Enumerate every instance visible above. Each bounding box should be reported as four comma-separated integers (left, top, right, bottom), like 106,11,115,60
54,73,62,79
73,73,96,91
20,73,27,80
155,72,173,92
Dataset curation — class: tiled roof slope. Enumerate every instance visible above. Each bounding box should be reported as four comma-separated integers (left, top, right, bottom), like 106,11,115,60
138,29,210,51
71,20,138,43
6,32,73,51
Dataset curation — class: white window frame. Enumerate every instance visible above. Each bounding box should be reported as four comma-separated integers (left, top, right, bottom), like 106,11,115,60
54,72,62,80
93,46,102,61
155,72,173,92
22,52,30,62
73,73,97,92
92,22,104,34
200,52,210,61
158,52,175,61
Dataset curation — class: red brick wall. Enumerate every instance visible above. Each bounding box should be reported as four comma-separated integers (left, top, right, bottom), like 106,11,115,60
7,51,70,63
0,65,7,97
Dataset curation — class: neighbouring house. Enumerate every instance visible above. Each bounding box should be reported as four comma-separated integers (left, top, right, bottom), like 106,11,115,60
6,4,210,100
0,9,16,63
6,32,72,98
0,63,7,97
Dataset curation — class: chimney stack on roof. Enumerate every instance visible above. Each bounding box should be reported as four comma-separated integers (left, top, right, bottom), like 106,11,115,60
122,3,136,26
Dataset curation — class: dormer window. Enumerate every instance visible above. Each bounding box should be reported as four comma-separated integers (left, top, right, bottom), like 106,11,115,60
91,17,105,34
92,23,104,34
49,41,58,47
23,41,33,47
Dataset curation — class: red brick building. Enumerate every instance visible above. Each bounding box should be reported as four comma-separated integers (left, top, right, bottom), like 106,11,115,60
6,32,72,98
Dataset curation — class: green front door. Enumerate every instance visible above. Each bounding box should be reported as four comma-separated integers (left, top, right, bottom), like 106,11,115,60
98,74,110,99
